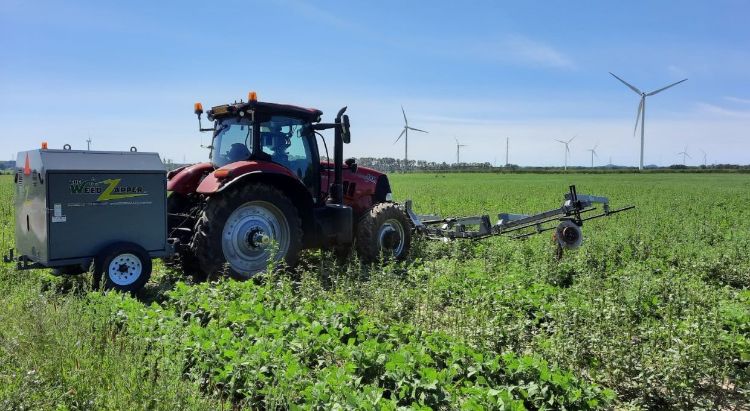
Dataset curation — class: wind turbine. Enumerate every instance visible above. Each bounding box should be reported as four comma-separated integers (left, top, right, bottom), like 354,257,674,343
609,72,688,170
394,106,428,171
699,149,707,167
677,146,691,165
454,137,467,164
586,143,599,168
505,137,509,166
555,135,576,171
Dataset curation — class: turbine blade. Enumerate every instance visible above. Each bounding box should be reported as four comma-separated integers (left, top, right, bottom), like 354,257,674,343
401,105,408,125
633,98,643,137
555,139,566,144
394,128,406,144
408,127,428,133
685,152,692,159
609,72,643,95
647,78,688,96
568,135,576,143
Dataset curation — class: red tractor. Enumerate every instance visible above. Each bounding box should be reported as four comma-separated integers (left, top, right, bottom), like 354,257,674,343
167,93,412,279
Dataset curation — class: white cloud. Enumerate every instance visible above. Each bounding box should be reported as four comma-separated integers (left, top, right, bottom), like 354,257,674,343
696,102,750,118
667,65,688,78
500,35,576,69
455,34,575,70
724,96,750,104
275,0,362,33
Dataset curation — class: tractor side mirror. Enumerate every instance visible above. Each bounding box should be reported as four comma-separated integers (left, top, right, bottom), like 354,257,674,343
341,114,351,144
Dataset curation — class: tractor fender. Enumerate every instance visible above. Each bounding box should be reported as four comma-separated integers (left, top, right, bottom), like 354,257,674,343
197,163,316,248
167,162,215,194
196,160,301,195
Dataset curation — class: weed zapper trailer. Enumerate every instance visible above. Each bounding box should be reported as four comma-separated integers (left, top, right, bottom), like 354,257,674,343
405,185,634,255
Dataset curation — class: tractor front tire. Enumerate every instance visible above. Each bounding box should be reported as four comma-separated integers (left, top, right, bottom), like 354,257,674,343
193,184,303,280
356,203,412,263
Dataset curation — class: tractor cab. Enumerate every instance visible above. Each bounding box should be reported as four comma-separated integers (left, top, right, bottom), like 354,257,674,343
166,93,409,279
202,97,323,198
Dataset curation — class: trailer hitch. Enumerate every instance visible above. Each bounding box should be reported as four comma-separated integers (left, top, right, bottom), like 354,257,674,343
404,185,634,250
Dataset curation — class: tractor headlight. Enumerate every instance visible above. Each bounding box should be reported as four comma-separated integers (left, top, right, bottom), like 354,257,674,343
385,192,393,202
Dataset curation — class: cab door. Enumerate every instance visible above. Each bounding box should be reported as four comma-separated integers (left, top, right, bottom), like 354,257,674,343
258,115,320,201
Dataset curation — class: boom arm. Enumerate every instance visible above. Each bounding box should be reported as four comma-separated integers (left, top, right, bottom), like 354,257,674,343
405,185,634,248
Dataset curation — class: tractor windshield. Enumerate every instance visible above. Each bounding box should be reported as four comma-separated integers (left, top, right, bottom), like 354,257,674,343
211,118,253,167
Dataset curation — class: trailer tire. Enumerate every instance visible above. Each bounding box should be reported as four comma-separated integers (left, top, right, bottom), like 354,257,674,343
356,203,412,263
193,183,303,280
96,243,152,292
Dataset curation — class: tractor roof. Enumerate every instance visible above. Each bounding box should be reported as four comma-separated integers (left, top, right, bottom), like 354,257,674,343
208,100,323,122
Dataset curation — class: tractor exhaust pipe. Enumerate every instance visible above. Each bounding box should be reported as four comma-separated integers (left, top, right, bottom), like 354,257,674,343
312,106,350,206
330,106,350,206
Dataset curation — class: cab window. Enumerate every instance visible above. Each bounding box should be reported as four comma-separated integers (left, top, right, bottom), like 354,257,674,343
260,116,314,185
211,119,253,167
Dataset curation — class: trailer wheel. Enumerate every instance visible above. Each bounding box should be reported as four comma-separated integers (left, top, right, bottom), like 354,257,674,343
356,203,412,263
96,243,152,292
193,183,303,280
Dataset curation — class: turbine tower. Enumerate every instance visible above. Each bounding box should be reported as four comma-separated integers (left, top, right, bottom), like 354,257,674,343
586,144,599,168
455,137,467,164
555,135,576,171
677,146,691,166
699,149,707,167
609,72,687,170
394,106,428,171
505,137,509,166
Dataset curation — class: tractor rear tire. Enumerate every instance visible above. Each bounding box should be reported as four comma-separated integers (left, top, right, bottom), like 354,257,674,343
356,202,412,263
193,184,303,280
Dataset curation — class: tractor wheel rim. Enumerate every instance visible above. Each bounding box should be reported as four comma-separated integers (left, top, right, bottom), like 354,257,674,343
377,218,405,257
107,253,142,286
222,201,290,275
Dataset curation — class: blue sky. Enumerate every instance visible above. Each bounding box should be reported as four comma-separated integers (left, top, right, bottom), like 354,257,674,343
1,1,749,166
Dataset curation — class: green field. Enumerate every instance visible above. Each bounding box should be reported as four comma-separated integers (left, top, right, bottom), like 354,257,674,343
1,173,748,409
